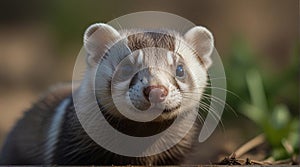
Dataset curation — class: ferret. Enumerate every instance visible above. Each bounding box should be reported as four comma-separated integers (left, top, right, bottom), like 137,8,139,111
0,23,214,165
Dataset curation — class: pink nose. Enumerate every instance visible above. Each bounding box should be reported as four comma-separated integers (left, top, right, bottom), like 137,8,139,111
143,85,168,103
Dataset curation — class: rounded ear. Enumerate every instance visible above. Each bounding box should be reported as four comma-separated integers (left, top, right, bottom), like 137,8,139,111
184,26,214,68
84,23,120,66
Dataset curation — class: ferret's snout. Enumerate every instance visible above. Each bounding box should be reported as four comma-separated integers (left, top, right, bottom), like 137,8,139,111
143,85,168,103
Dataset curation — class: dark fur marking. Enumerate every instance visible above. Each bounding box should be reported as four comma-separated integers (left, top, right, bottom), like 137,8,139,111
127,32,175,51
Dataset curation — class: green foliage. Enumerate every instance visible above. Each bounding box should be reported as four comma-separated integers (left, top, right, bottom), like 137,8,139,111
243,69,299,160
225,36,257,111
225,37,299,160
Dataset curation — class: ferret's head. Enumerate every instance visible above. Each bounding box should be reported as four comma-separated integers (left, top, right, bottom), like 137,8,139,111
83,23,214,121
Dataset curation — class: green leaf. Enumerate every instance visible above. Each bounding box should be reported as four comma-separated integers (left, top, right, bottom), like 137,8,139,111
287,120,300,152
271,104,291,130
246,69,269,112
242,103,266,126
272,147,290,160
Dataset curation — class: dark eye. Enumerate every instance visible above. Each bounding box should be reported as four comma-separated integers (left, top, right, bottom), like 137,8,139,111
176,64,185,78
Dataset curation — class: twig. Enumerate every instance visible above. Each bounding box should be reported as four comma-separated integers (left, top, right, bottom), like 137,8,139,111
282,139,294,154
234,133,266,158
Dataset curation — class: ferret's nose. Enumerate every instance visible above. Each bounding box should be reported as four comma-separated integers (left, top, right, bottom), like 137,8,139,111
143,85,168,103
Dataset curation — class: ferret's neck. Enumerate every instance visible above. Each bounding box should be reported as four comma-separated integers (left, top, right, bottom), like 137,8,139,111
102,111,176,137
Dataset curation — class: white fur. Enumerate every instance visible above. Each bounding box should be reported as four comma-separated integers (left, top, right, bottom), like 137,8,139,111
167,51,173,65
184,26,214,68
84,23,121,66
137,50,144,64
44,98,71,164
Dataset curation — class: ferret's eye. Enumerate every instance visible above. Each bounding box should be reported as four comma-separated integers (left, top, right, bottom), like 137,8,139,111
175,64,185,78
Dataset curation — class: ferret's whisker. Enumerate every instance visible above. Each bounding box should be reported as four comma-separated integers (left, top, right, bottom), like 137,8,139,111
207,76,227,80
201,94,237,117
181,91,237,117
181,96,224,128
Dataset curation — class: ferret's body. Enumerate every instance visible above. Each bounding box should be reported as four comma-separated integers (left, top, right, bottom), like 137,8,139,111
0,85,198,165
0,23,214,165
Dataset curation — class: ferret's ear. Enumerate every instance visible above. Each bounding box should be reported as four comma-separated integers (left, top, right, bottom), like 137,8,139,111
184,26,214,68
84,23,120,66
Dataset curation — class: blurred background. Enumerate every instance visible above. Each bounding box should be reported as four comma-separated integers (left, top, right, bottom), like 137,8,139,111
0,0,299,164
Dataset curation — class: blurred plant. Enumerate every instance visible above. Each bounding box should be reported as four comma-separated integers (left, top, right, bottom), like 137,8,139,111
224,36,299,160
224,36,257,114
243,69,299,160
225,37,299,113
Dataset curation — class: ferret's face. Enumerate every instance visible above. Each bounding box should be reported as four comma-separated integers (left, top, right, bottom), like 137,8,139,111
111,46,208,120
84,24,214,121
